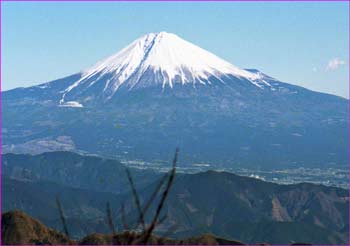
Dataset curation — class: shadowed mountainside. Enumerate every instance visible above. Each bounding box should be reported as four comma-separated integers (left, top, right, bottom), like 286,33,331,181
2,151,160,194
122,170,349,244
3,168,349,244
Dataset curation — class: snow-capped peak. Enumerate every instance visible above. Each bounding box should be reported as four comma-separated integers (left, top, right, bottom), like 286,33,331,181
61,32,262,102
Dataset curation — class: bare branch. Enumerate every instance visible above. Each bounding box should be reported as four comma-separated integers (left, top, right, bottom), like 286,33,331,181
142,148,179,244
121,203,129,231
106,202,116,235
125,167,146,231
56,196,70,238
142,172,169,216
156,214,168,227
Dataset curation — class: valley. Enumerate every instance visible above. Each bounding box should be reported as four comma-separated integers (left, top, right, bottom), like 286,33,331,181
122,158,349,189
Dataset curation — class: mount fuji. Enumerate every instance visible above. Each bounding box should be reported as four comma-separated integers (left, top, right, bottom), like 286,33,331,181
3,32,348,170
59,32,271,106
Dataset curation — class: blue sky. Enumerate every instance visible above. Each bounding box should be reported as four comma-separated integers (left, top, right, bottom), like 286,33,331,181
2,2,349,98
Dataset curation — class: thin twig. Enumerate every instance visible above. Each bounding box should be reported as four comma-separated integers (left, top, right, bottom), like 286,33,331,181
106,202,116,235
142,172,169,216
125,167,146,231
121,203,129,231
56,196,70,238
142,148,179,244
155,214,168,227
132,172,169,230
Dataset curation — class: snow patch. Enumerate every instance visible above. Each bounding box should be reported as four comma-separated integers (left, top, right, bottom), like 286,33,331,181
62,32,264,101
59,101,83,108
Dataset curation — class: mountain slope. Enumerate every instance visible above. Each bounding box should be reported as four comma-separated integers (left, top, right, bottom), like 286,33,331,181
2,211,244,245
2,151,160,194
124,170,349,244
3,169,349,244
2,176,124,239
3,32,348,169
3,152,349,244
2,211,72,245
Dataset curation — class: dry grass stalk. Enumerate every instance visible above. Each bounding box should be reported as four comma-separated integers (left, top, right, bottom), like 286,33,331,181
56,196,70,238
125,167,146,231
139,148,179,244
106,202,116,235
121,203,129,231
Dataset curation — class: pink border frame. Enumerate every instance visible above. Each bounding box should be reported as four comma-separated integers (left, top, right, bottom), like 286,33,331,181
0,1,348,246
0,0,349,2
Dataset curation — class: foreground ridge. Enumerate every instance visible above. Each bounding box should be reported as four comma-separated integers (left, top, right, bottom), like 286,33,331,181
1,210,244,245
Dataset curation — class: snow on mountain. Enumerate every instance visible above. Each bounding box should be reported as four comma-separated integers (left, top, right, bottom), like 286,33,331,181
4,32,348,169
60,32,264,104
59,101,83,108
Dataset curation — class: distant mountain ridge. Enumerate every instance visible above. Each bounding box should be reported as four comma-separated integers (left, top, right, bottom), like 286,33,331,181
159,170,349,243
3,152,349,244
2,151,160,194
